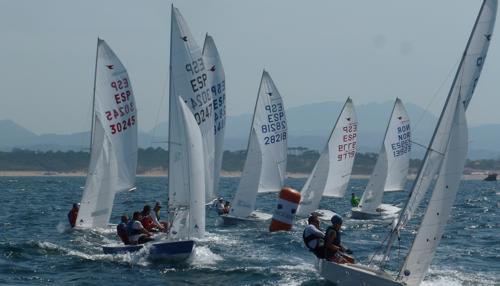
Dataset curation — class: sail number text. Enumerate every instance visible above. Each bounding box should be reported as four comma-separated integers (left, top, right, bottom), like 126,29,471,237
104,78,136,135
391,123,411,157
213,81,226,135
337,123,357,161
261,103,287,145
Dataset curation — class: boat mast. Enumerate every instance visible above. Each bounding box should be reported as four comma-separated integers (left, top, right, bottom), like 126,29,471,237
89,38,100,151
382,0,488,264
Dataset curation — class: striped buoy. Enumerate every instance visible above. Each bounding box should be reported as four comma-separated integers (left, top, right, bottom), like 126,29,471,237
269,187,301,232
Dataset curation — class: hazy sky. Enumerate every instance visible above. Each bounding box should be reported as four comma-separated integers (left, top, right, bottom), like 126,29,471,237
1,0,499,134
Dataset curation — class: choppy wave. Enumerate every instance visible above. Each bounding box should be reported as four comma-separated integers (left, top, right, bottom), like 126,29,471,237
0,177,498,285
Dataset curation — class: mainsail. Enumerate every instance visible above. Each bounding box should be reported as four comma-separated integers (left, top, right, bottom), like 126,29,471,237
203,34,226,196
77,39,138,228
357,98,410,214
229,71,288,218
169,6,215,205
296,98,357,217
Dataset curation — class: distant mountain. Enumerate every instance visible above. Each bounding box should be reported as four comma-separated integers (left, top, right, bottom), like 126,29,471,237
1,100,499,159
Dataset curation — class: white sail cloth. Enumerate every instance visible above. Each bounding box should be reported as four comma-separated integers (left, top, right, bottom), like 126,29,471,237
77,39,138,228
168,7,215,207
399,98,468,286
357,98,410,214
203,35,226,196
230,71,288,218
296,98,357,217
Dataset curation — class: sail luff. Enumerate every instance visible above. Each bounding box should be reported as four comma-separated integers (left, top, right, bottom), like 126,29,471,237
89,38,100,150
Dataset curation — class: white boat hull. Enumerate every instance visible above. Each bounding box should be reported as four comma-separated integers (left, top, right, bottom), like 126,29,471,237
220,210,272,225
351,204,400,220
318,259,403,286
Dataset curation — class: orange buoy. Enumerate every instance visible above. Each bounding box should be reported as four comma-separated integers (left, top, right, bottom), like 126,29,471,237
269,187,301,232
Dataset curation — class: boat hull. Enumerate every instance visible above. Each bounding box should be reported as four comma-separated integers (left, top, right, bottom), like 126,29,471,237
220,210,272,225
318,259,403,286
351,204,400,220
102,240,194,261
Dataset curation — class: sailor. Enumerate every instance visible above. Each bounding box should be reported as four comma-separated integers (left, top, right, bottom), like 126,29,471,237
67,203,79,228
127,212,153,245
215,197,228,215
324,214,354,263
140,205,158,232
117,215,130,245
350,193,360,207
152,202,169,232
302,213,325,258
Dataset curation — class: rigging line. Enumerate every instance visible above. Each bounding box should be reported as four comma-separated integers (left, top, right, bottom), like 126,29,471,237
149,68,169,148
410,140,445,156
412,58,460,135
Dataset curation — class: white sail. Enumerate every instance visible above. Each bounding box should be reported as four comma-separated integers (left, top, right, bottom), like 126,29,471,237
393,0,496,232
203,34,226,196
169,98,206,239
77,39,138,228
169,6,215,206
296,98,357,217
230,71,287,218
399,99,468,286
357,99,410,214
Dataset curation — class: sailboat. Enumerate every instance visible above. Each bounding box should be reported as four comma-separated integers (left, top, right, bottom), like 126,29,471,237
351,98,410,220
318,1,496,285
222,70,287,224
202,34,226,197
76,39,138,229
103,6,211,259
295,98,358,219
103,97,200,260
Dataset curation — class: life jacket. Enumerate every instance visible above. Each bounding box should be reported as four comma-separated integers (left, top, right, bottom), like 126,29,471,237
141,215,155,231
68,209,78,228
302,226,323,251
117,222,129,244
127,220,142,236
326,226,341,246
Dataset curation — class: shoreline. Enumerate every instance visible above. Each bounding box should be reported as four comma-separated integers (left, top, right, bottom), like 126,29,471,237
0,171,492,180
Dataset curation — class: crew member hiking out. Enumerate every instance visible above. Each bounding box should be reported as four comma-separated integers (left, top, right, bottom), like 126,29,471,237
324,214,354,263
303,213,325,258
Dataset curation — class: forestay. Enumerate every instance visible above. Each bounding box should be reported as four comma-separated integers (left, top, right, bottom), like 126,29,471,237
399,98,468,286
169,7,215,205
296,98,357,217
357,99,410,214
203,35,226,195
77,39,138,228
230,71,287,218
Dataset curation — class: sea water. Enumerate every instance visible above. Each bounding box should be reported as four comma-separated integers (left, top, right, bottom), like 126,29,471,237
0,177,498,285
